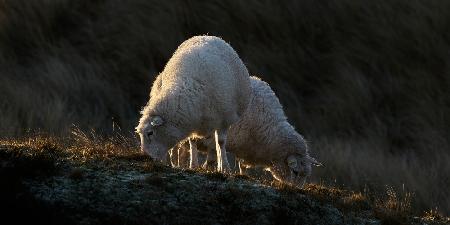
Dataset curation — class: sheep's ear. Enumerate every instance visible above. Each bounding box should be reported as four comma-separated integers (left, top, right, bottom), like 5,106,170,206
287,155,298,169
150,116,164,127
307,156,323,167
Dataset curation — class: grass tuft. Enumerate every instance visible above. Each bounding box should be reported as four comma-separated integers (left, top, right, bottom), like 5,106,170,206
373,186,413,224
421,209,450,225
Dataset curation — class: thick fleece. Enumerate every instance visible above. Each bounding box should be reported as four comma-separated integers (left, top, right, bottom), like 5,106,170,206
173,76,319,186
136,35,251,171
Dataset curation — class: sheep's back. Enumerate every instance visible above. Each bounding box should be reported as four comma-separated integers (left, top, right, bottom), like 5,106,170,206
226,76,294,164
147,36,251,134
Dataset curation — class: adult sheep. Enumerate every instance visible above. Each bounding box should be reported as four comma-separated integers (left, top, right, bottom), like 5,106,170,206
173,76,321,187
136,36,251,172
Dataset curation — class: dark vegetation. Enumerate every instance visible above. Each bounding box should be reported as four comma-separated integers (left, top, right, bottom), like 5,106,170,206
0,0,449,218
1,135,448,225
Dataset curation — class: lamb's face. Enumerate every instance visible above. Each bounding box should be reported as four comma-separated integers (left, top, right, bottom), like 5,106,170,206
136,115,182,163
269,154,321,188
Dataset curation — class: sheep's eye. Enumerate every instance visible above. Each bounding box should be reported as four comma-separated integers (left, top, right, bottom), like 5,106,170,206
147,131,154,137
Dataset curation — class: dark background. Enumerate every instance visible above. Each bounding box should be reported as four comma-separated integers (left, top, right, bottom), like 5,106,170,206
0,0,449,214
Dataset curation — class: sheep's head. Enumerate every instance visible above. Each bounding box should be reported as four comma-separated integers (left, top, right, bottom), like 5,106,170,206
269,154,322,188
136,115,183,163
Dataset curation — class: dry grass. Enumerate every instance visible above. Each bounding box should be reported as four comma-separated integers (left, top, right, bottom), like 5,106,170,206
1,135,449,223
311,136,450,215
0,128,141,165
301,184,370,213
422,209,450,225
0,0,449,215
373,186,413,224
68,126,140,161
262,179,418,224
273,182,427,224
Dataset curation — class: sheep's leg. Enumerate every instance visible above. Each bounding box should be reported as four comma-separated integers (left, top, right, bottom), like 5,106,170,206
168,148,175,167
189,138,199,168
176,147,181,167
202,146,217,170
215,130,231,173
238,160,248,175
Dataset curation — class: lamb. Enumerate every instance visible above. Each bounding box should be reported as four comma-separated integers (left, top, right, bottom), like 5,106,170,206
172,76,321,187
136,35,252,172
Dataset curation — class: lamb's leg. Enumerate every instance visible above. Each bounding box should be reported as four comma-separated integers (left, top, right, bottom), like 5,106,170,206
215,130,231,173
202,146,217,170
189,138,199,168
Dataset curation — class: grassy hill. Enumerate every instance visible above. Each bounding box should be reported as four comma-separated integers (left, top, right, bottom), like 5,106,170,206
0,0,449,216
1,135,448,225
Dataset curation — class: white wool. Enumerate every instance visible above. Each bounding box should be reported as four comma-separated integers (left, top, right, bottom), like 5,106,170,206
227,76,308,164
136,35,251,171
227,77,318,187
173,76,318,186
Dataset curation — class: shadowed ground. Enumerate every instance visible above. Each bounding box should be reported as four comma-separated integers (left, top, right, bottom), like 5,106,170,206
0,135,448,225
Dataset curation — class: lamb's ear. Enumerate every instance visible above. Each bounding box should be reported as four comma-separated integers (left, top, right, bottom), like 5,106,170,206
150,116,164,127
287,155,298,169
307,156,323,167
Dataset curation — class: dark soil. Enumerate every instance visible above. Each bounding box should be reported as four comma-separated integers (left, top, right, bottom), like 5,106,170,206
0,142,446,225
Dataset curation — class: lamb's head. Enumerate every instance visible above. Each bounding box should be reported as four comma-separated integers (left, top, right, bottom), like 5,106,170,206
269,154,322,187
136,115,183,163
